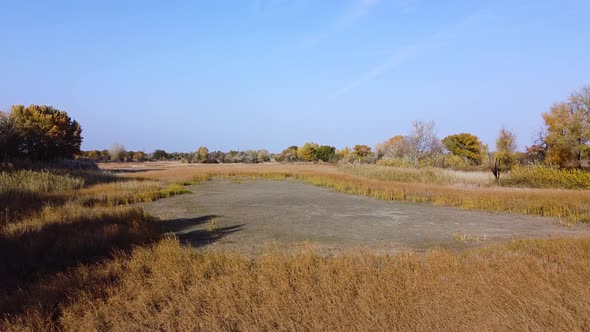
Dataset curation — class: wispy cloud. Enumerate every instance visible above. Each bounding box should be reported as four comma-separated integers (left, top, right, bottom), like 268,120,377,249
333,4,494,96
299,0,382,49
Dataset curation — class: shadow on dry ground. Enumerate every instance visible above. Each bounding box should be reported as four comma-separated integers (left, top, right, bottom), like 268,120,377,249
165,215,244,247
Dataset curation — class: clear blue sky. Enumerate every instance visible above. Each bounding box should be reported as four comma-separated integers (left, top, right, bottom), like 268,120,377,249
1,0,589,153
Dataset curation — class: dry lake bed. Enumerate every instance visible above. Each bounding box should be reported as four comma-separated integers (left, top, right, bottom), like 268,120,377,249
143,179,590,254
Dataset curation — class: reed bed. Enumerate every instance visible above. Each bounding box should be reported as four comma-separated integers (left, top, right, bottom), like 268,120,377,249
502,165,590,189
4,236,590,331
0,170,84,194
340,164,493,186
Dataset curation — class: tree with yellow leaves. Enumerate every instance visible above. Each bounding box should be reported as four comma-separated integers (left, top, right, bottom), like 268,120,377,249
542,86,590,168
10,104,82,161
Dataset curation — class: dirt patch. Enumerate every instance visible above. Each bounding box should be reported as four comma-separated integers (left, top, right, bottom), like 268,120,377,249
143,180,590,254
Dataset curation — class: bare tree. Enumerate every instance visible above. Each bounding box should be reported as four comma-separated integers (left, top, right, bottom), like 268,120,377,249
109,143,126,162
408,120,438,167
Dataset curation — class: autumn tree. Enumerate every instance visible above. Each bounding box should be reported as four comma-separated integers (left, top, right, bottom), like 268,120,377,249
375,135,408,159
441,133,483,165
0,111,20,160
278,146,298,162
10,104,82,160
495,128,517,171
133,151,147,162
542,86,590,168
408,120,438,167
257,149,271,162
297,142,319,162
336,147,352,161
353,144,372,161
193,146,209,163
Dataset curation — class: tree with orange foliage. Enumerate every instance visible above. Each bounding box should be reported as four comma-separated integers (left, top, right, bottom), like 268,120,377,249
375,135,408,159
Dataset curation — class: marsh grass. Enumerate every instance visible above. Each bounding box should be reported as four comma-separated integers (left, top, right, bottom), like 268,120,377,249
75,181,190,207
2,163,590,330
0,169,189,300
0,170,84,194
4,236,590,331
340,164,493,186
503,165,590,189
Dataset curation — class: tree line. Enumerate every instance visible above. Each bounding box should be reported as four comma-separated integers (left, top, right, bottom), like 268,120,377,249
2,86,588,170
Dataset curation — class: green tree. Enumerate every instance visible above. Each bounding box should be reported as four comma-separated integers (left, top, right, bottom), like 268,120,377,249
10,104,82,160
442,133,483,165
315,145,336,162
153,149,168,160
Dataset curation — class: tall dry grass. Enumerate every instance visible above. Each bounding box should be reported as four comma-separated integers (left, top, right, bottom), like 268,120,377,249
340,164,493,186
0,168,189,300
0,170,84,194
503,164,590,189
1,163,590,330
118,163,590,223
4,236,590,330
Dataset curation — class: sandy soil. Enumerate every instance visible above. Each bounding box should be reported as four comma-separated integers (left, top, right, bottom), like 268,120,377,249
143,179,590,254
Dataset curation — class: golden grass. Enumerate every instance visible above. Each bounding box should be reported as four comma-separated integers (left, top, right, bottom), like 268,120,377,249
113,163,590,223
0,170,84,194
1,163,590,330
4,236,590,331
503,164,590,189
341,164,493,186
0,169,189,293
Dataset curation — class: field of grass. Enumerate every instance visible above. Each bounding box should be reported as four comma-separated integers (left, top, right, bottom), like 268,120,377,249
2,162,590,330
340,164,493,186
5,235,590,330
502,165,590,189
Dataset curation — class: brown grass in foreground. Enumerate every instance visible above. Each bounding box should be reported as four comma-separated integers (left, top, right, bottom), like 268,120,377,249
0,169,190,318
4,236,590,331
111,162,590,223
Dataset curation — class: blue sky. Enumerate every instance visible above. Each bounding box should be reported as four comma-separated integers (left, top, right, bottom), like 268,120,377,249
1,0,589,153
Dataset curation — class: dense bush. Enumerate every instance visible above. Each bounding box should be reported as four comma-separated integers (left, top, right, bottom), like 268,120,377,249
315,145,336,162
152,150,168,160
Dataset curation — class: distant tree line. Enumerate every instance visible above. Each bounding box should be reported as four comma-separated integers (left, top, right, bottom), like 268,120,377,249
4,86,588,173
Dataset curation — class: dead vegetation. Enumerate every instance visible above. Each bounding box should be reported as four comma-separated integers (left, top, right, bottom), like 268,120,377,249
4,236,590,331
2,162,590,330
